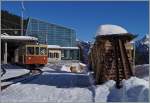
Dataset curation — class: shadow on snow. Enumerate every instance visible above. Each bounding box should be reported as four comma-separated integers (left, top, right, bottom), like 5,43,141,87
21,71,92,88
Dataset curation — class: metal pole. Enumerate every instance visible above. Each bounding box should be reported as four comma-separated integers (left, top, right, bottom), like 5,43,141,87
21,7,24,36
21,1,25,36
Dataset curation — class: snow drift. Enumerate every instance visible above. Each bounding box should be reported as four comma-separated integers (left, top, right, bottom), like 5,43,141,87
106,77,149,102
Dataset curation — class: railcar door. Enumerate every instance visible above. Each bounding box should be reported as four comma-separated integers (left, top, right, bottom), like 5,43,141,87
25,45,35,64
39,46,48,64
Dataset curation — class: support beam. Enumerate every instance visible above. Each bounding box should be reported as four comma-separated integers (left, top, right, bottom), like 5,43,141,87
121,40,134,76
112,39,121,88
119,39,128,79
4,42,7,64
15,48,19,63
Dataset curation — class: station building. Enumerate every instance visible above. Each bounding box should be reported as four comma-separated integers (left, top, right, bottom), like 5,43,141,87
48,45,79,62
1,11,80,63
25,18,79,61
25,18,76,47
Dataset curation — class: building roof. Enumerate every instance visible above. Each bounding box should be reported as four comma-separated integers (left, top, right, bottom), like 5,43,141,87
48,45,61,49
61,47,79,49
48,45,79,50
1,33,38,41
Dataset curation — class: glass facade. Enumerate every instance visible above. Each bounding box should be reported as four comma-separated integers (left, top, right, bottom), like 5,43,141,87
25,18,76,47
61,49,80,60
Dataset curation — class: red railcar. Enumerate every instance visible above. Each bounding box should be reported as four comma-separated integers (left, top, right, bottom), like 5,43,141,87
17,44,48,66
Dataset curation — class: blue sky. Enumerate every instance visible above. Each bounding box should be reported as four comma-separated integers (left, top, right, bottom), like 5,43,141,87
1,1,149,41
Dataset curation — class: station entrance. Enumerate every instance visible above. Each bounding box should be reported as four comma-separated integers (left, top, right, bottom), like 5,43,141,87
1,34,38,64
1,42,19,63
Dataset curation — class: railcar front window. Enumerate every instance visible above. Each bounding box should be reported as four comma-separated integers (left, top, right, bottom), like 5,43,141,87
36,47,39,55
40,47,47,55
27,47,34,55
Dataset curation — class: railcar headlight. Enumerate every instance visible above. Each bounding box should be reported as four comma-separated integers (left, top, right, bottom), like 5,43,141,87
28,57,31,60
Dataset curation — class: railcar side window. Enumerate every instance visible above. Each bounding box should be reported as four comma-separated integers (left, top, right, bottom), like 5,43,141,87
35,47,39,55
40,47,47,55
27,47,34,55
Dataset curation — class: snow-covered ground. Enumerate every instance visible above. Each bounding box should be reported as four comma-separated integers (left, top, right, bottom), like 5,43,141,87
1,64,149,102
1,71,93,103
1,64,30,81
135,64,149,81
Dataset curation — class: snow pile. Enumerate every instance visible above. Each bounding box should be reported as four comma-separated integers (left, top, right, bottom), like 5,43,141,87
61,65,71,72
135,64,149,81
60,63,87,73
96,24,128,36
46,63,90,74
107,77,149,102
95,80,115,102
123,77,149,102
42,62,87,73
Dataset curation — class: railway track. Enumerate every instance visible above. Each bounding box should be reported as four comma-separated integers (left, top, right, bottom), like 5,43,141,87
1,68,43,90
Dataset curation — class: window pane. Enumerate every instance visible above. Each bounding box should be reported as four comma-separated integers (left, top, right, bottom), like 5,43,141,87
27,47,34,55
50,53,52,58
40,47,47,55
56,53,59,58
